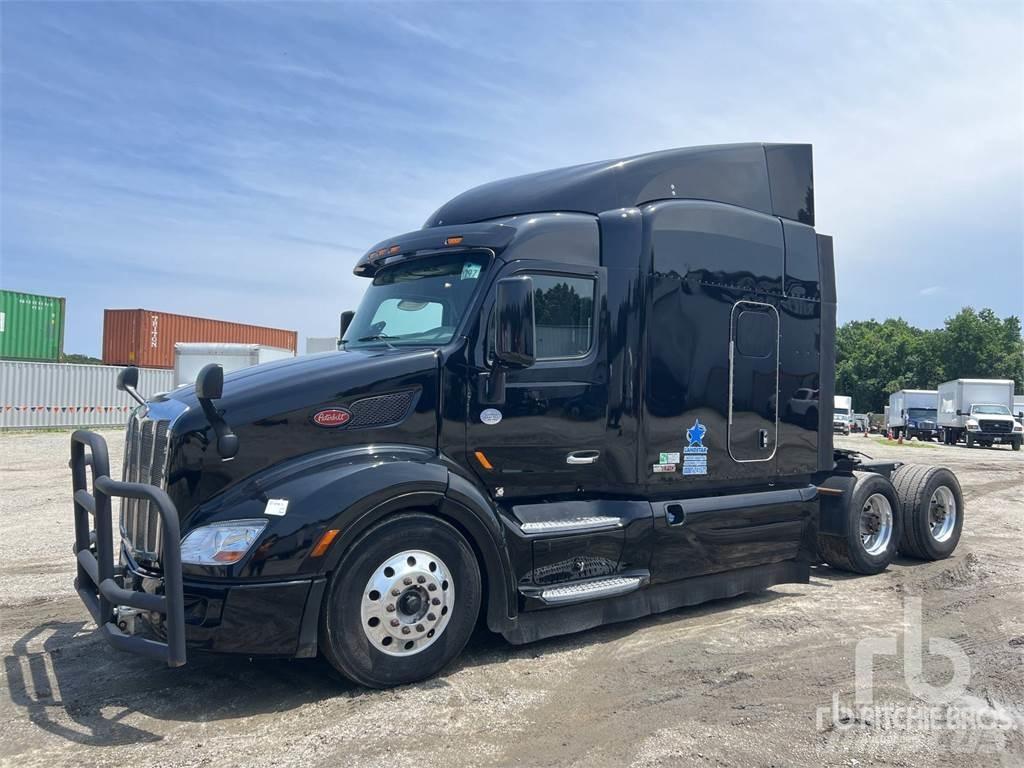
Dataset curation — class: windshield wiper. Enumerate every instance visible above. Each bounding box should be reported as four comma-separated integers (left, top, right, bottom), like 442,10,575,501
357,334,399,348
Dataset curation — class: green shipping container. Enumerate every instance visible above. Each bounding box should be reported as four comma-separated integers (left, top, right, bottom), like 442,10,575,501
0,289,66,361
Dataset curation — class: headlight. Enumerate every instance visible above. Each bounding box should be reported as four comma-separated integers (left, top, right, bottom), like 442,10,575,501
181,520,267,565
966,422,980,431
908,421,917,428
1014,423,1023,433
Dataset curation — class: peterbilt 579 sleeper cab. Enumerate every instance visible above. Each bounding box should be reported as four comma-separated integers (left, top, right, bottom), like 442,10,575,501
69,144,964,688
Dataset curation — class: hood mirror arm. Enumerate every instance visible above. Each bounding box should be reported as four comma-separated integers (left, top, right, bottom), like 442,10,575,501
195,364,239,460
116,366,147,406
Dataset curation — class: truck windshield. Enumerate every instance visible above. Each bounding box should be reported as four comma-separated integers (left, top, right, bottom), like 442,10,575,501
907,408,936,420
833,408,850,417
344,254,488,348
971,405,1010,416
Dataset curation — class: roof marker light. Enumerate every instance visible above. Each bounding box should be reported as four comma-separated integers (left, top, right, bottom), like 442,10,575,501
389,245,400,255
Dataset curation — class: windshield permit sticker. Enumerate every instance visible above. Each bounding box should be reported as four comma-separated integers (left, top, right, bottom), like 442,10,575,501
265,499,289,517
653,463,676,473
480,408,502,425
659,451,680,464
682,418,708,476
461,262,482,280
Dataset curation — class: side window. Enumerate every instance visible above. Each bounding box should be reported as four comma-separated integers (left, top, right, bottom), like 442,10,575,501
533,275,595,360
735,308,775,358
486,274,596,362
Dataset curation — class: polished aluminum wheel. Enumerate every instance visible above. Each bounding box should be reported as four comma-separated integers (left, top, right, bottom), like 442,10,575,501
860,492,894,556
360,549,453,657
928,485,957,543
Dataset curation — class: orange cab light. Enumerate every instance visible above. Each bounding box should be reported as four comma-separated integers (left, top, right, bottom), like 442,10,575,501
474,451,493,470
376,248,387,258
389,245,401,254
445,236,464,246
311,529,340,557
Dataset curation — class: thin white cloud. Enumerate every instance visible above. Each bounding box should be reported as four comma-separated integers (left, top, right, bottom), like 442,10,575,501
919,286,943,296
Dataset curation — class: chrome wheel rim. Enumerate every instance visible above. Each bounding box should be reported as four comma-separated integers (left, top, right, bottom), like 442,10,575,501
860,493,894,556
929,485,957,543
360,549,453,657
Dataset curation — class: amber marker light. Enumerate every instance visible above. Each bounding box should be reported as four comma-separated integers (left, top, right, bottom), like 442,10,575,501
445,235,464,246
389,245,401,254
311,529,340,557
474,451,493,470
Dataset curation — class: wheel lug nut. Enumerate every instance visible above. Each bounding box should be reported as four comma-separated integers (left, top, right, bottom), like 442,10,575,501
390,619,400,627
386,604,395,612
417,575,426,584
416,624,425,632
427,613,436,621
403,577,413,585
391,588,401,596
428,584,437,592
431,597,440,606
401,626,411,635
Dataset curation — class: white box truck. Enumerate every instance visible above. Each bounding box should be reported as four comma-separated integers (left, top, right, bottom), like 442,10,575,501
173,343,295,387
833,395,853,435
937,378,1021,450
887,389,940,441
1013,395,1024,423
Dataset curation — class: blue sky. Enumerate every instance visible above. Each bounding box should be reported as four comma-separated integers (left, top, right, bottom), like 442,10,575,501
2,1,1022,356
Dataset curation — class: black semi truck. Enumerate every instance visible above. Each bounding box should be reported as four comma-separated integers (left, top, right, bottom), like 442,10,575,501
69,143,964,688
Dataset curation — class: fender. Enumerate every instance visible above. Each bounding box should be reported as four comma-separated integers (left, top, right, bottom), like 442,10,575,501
184,444,517,630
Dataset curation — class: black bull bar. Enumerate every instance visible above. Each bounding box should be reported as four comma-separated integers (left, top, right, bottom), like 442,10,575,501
70,430,186,667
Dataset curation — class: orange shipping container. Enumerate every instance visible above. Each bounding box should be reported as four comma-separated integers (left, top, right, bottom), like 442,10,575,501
103,309,298,369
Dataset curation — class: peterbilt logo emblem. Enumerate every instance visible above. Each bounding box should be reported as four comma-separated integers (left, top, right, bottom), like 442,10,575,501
312,408,352,428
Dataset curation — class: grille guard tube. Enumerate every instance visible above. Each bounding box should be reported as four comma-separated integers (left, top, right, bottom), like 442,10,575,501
70,430,186,667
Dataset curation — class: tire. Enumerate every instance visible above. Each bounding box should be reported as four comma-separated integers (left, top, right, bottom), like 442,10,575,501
1013,439,1021,452
892,464,963,561
319,512,482,688
818,472,900,575
966,433,975,448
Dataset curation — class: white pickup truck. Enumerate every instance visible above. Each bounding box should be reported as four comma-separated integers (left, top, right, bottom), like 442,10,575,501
833,395,853,435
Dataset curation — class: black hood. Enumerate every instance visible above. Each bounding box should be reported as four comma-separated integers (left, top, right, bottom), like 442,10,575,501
161,347,443,516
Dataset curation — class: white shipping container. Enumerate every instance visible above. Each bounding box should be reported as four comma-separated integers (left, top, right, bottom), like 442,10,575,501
0,360,173,429
173,343,295,387
936,379,1014,429
305,336,340,354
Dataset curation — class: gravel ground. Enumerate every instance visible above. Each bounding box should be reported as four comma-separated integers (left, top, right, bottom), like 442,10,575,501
1,430,1022,767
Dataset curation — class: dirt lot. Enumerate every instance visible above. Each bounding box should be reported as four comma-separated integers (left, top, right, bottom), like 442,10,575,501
1,430,1022,767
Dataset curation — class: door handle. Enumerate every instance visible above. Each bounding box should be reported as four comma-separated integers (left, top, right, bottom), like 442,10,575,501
566,450,600,465
758,429,769,449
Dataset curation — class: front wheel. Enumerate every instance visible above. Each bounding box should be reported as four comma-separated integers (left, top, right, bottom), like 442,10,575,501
1013,438,1021,452
319,512,482,688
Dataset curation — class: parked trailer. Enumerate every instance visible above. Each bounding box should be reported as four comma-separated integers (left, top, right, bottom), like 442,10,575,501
103,308,297,369
174,343,295,387
305,336,340,354
0,361,173,429
887,389,939,441
0,289,66,362
67,143,964,688
937,379,1020,449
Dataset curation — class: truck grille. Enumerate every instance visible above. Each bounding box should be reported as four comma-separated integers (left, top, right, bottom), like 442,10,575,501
979,420,1012,433
120,414,171,563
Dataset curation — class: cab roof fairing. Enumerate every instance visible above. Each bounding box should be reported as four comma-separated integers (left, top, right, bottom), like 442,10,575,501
422,143,814,231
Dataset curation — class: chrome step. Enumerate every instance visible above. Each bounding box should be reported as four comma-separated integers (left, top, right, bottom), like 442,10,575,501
539,576,643,605
520,516,622,535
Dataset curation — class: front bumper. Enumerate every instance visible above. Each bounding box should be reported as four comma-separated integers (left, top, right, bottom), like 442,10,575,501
71,430,322,666
970,431,1019,442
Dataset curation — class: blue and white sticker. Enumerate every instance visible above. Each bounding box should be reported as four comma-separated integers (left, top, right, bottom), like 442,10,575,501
682,418,708,476
480,408,503,425
461,262,482,280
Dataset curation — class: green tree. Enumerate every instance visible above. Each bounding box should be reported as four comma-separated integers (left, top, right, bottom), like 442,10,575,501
935,308,1024,391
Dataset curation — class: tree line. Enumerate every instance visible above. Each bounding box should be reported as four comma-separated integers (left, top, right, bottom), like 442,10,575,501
835,307,1024,413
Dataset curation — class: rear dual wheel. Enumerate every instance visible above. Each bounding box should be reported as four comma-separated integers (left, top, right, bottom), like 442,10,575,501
892,464,963,561
818,473,900,575
319,513,481,688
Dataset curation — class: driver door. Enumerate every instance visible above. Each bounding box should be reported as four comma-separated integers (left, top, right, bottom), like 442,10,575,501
466,261,608,499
